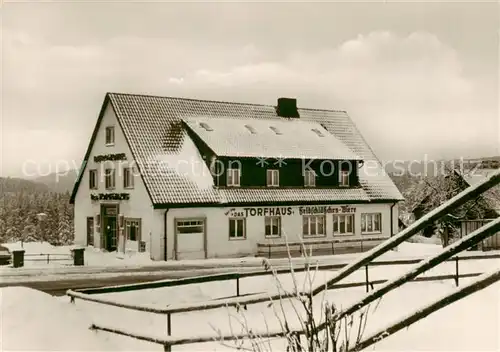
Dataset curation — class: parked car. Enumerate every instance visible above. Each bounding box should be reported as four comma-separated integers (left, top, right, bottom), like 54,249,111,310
0,245,11,265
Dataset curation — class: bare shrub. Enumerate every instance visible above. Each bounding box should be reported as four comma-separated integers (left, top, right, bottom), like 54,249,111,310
213,232,372,351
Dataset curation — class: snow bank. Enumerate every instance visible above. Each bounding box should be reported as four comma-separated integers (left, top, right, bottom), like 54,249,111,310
0,287,118,351
394,241,443,255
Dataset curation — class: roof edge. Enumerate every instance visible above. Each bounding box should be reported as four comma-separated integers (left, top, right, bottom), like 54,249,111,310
152,198,401,209
107,92,348,114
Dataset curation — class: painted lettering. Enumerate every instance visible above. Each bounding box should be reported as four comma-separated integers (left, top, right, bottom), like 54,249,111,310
228,206,294,217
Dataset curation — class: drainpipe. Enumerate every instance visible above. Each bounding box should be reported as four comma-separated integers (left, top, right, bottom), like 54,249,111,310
164,209,170,261
390,202,397,237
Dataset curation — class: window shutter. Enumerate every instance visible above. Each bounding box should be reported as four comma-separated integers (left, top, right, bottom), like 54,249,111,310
119,214,124,229
95,214,101,232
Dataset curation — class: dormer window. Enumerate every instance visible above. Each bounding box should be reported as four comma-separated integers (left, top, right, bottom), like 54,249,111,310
199,122,213,131
304,170,316,187
267,169,279,187
339,170,350,187
269,126,283,135
227,168,240,187
244,124,257,134
311,128,324,137
105,126,115,145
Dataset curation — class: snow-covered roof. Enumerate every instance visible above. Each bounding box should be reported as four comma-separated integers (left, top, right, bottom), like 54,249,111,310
70,93,403,206
182,116,361,160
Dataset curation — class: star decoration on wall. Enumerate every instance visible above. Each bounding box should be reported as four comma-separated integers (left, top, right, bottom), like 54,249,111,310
256,157,269,167
274,156,287,167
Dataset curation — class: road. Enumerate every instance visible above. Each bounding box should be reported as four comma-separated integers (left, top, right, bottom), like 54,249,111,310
0,267,271,296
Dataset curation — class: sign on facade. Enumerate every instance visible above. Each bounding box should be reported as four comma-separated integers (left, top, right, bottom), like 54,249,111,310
225,205,356,218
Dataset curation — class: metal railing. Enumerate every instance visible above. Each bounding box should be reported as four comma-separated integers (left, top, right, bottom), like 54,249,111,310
24,253,72,264
258,235,386,258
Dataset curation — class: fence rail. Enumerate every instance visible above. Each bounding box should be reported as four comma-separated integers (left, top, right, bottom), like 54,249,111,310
73,252,500,295
67,254,498,338
87,270,489,351
258,235,386,258
67,168,500,350
24,253,72,264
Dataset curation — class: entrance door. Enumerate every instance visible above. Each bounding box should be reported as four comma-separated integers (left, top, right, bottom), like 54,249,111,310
175,219,206,260
101,205,118,252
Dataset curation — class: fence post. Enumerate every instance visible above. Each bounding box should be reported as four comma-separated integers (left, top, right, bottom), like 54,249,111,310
361,238,364,252
236,276,240,297
268,245,271,259
454,256,459,287
47,254,50,264
167,313,172,336
365,265,369,292
331,241,335,255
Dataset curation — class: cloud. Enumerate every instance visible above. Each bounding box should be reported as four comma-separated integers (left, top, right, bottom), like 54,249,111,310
170,31,498,160
1,29,498,176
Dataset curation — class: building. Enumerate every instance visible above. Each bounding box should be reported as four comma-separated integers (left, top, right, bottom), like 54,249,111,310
70,93,403,260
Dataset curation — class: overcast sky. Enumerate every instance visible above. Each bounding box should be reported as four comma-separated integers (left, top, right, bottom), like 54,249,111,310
1,1,499,177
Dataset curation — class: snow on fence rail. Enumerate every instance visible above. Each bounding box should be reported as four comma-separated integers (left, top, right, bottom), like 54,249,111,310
80,220,500,350
89,268,500,352
70,170,500,349
348,267,500,352
71,252,500,296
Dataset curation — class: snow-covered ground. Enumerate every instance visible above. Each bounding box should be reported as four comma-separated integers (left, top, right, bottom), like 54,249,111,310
0,287,119,351
2,251,498,351
1,241,498,284
0,241,445,271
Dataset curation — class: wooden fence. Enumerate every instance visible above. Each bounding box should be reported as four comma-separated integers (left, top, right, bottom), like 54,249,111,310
458,219,500,250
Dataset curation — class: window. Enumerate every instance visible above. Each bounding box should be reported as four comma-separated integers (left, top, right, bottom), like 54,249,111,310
125,218,141,241
86,217,94,246
227,168,241,186
229,218,246,239
123,167,134,188
304,170,316,187
105,169,115,189
339,170,350,187
265,216,281,237
361,213,382,233
302,215,326,237
89,169,98,190
199,122,213,131
244,124,257,134
333,214,355,235
269,126,283,135
105,126,115,145
267,169,279,187
311,128,324,137
176,219,204,234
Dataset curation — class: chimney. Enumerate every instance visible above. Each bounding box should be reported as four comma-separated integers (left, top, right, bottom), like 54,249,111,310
276,97,300,118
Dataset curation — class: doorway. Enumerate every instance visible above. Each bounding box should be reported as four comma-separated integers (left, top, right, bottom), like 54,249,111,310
101,204,118,252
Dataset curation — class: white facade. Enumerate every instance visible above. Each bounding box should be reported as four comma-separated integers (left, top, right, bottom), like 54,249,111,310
73,104,161,258
74,103,400,261
164,202,398,260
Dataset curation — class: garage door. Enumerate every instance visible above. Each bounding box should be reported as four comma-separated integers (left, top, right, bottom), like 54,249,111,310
175,219,206,260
